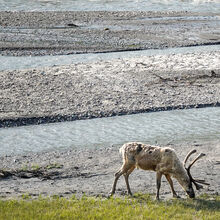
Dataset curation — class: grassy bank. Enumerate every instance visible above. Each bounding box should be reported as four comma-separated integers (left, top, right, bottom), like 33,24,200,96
0,194,219,220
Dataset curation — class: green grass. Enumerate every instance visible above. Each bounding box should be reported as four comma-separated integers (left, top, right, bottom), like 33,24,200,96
0,194,219,220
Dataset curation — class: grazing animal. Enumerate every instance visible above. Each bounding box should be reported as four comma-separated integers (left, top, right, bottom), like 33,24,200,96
110,142,209,199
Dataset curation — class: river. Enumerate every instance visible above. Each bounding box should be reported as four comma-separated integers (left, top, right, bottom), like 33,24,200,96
0,107,219,156
1,0,220,13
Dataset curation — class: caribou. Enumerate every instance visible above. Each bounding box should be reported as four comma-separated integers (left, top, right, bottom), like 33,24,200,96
110,142,209,199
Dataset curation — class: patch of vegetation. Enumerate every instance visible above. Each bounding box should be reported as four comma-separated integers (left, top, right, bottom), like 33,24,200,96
0,194,219,220
127,44,139,48
45,163,63,170
0,163,64,179
21,193,32,200
31,164,40,171
19,163,40,172
20,164,29,172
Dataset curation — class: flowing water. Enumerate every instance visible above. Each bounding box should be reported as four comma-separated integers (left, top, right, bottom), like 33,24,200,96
1,45,220,71
0,107,220,156
0,0,220,12
1,0,219,156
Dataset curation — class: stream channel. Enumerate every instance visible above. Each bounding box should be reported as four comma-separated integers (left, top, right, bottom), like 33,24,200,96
1,0,220,13
0,42,220,156
1,45,220,71
0,106,220,156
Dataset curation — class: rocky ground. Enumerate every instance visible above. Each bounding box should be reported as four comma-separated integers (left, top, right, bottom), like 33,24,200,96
0,11,219,126
0,11,219,56
0,11,220,199
0,141,219,199
0,51,220,127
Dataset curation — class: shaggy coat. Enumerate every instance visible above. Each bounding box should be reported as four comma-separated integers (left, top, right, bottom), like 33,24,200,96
110,142,196,199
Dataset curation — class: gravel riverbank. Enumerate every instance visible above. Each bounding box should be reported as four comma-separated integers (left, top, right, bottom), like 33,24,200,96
0,51,220,127
0,10,219,126
0,10,220,199
0,51,219,199
0,141,219,199
0,11,219,56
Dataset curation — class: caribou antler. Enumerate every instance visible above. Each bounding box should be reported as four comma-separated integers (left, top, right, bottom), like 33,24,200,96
184,149,197,168
188,153,206,170
194,179,210,186
184,150,210,190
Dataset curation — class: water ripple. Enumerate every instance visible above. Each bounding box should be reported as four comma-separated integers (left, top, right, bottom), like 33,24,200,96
0,107,220,156
0,0,219,12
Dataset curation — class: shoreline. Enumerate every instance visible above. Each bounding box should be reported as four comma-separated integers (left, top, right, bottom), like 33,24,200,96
1,102,220,128
0,141,220,199
1,10,219,127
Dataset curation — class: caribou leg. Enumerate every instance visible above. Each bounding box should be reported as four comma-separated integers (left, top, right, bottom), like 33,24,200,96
156,172,162,200
124,166,135,195
110,164,134,196
165,174,180,198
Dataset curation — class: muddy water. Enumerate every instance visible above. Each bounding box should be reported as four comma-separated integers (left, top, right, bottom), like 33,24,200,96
0,107,219,156
1,0,220,12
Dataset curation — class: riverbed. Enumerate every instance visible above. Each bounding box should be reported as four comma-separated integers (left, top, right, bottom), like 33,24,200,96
0,5,220,199
0,11,219,56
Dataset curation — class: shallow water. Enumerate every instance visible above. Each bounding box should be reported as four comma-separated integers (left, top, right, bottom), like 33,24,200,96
0,107,219,156
1,45,220,71
1,0,220,12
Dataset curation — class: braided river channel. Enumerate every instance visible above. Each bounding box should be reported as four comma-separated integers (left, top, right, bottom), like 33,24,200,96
0,107,220,156
0,0,220,156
